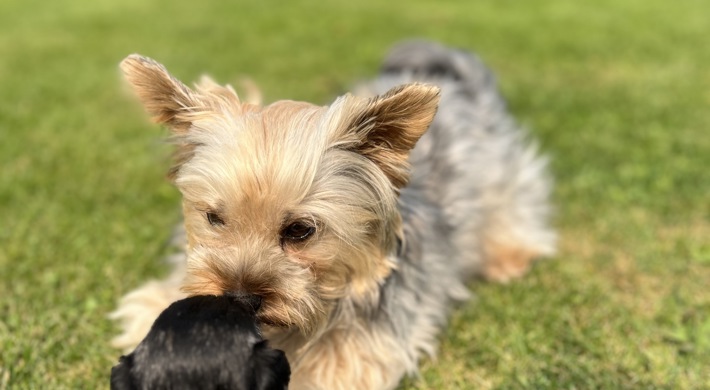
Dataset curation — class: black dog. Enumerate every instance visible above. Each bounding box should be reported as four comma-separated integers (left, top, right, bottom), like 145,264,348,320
110,295,290,390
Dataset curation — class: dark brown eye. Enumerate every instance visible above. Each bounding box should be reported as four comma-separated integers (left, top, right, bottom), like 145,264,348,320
206,212,224,226
281,222,315,243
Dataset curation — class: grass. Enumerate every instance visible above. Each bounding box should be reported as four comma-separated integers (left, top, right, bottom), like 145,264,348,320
1,0,708,388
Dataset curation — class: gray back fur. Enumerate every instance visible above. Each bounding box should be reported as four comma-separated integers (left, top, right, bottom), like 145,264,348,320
362,40,555,372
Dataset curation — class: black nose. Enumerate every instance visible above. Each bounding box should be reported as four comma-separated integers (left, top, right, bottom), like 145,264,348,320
226,291,262,313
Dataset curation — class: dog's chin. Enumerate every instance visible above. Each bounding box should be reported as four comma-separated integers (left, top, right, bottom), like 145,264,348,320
257,296,329,335
256,305,293,328
257,315,291,329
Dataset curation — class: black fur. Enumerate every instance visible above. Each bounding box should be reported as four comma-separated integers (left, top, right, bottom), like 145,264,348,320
110,295,290,390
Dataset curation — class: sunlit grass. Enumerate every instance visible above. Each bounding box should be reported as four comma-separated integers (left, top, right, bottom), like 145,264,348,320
1,0,708,388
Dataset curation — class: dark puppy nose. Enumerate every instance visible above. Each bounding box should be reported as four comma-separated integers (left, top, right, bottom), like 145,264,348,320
226,291,262,313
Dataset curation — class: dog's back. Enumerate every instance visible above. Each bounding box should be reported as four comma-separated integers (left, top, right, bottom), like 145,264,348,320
366,40,556,281
380,39,498,100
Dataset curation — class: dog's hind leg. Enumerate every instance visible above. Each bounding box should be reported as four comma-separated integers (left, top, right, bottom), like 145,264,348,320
477,143,556,283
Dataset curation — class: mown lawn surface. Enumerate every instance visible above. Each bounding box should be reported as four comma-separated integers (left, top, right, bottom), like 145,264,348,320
1,0,708,388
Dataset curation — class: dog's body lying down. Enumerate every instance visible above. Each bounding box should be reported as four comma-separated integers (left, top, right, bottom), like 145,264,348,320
112,41,555,389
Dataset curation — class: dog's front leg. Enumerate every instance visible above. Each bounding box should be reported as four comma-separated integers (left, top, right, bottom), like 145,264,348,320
288,325,410,390
109,261,187,351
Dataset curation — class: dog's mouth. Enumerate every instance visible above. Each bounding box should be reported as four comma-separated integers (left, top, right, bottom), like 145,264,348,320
223,291,294,328
256,314,292,329
253,292,328,334
182,256,327,332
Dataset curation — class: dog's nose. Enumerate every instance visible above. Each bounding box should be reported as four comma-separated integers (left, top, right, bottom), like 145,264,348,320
226,291,262,313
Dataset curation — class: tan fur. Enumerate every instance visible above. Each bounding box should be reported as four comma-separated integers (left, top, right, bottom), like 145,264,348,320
287,326,407,390
113,48,556,389
482,238,540,283
261,293,413,389
479,204,551,283
118,54,439,387
109,259,187,349
347,84,440,189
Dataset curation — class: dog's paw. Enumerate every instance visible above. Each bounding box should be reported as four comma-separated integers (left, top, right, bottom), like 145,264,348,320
109,280,186,351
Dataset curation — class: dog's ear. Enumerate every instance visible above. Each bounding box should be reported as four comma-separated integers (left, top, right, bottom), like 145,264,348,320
121,55,246,179
110,355,136,390
120,55,205,134
347,83,440,188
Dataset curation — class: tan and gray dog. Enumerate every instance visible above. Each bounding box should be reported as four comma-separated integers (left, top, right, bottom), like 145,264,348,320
111,41,555,389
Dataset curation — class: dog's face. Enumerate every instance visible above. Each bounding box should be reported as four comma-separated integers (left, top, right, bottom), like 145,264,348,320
110,295,290,390
121,55,439,333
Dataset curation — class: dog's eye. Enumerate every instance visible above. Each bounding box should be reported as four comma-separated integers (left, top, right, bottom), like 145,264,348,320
206,212,224,226
281,222,315,243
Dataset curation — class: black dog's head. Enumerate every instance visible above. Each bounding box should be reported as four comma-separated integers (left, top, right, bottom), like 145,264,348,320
110,295,290,390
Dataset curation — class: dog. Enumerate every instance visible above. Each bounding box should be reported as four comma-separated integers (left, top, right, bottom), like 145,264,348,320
110,294,290,390
111,40,555,389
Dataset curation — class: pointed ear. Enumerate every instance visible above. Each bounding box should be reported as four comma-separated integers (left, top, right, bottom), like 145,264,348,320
351,83,440,188
120,54,203,134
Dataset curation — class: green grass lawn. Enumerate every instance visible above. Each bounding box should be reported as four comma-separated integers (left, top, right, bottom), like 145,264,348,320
1,0,708,388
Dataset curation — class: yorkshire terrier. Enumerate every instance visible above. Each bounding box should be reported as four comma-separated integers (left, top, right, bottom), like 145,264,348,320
110,295,290,390
111,40,555,389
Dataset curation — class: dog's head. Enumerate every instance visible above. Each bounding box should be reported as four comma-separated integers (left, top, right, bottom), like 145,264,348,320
110,295,290,390
120,55,439,333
